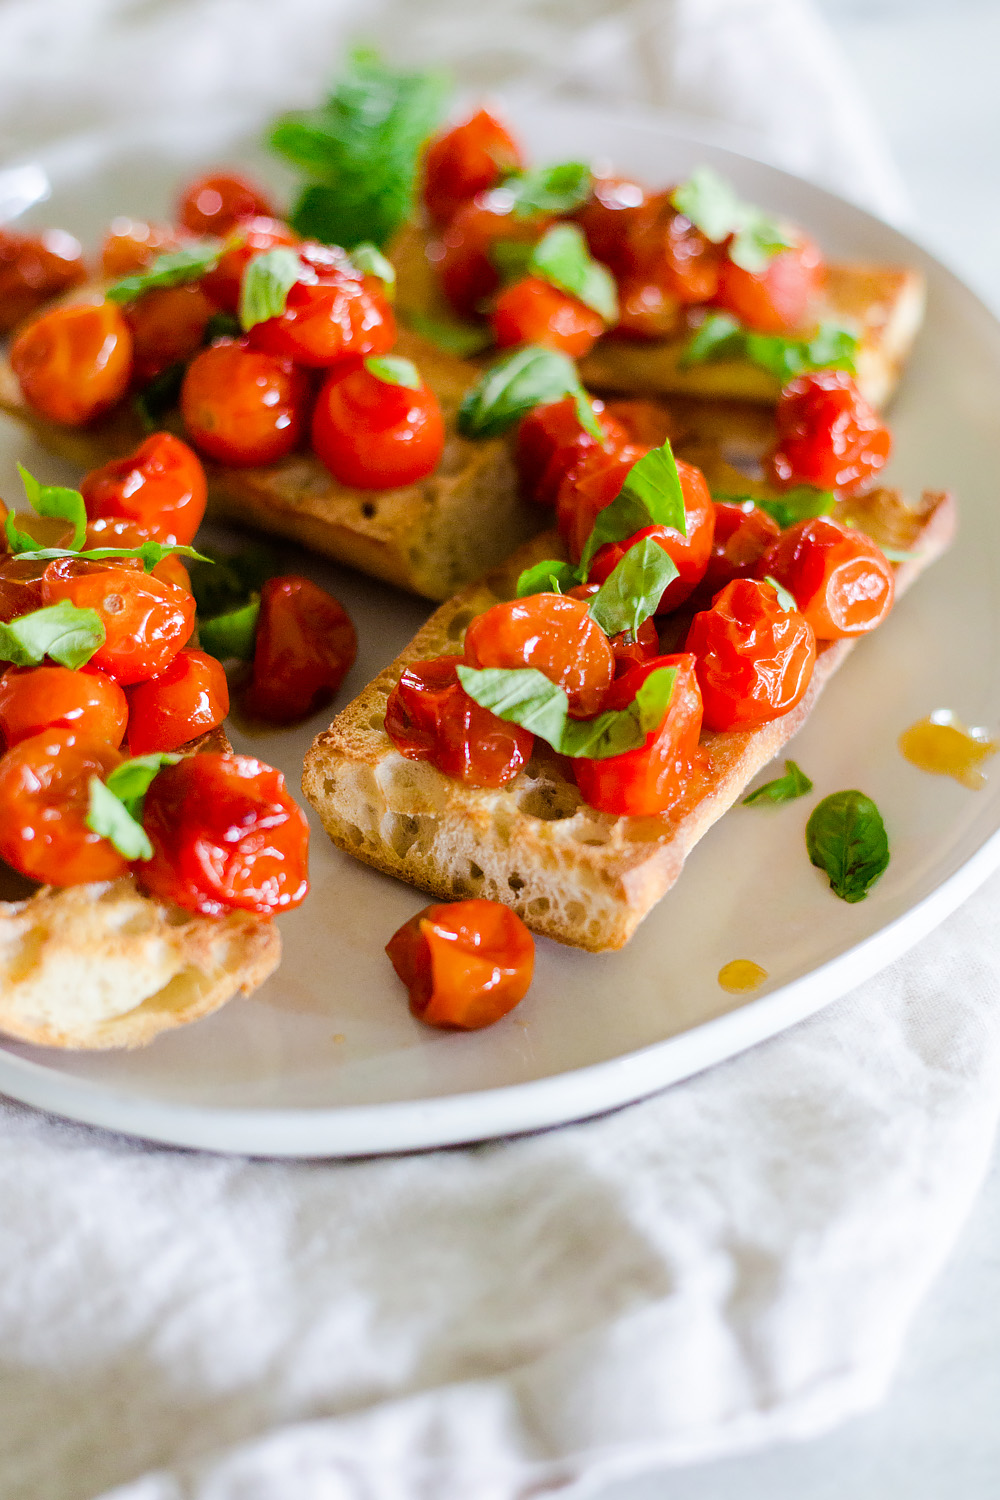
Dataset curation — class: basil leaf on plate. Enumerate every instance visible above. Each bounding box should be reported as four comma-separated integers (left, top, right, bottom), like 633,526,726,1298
586,534,678,637
106,241,220,304
806,789,890,902
742,759,813,806
0,601,105,670
239,247,303,331
457,345,592,439
188,543,280,618
364,355,422,389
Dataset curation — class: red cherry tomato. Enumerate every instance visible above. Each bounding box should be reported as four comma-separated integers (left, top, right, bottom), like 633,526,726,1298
249,258,395,368
0,555,46,623
603,399,675,449
80,517,188,594
0,728,127,885
126,649,229,755
575,174,649,278
463,593,615,719
715,236,823,334
100,217,180,279
386,898,534,1029
81,432,207,544
685,578,816,731
757,516,896,640
180,338,310,466
139,753,309,918
384,654,534,790
490,276,605,358
567,582,660,675
42,556,195,686
200,216,301,312
11,300,133,426
515,395,628,507
437,197,551,319
176,171,276,237
627,191,723,305
243,575,357,724
696,500,781,601
769,369,892,498
0,226,87,334
424,109,523,227
311,360,445,489
125,283,215,384
0,665,127,748
573,653,704,817
613,274,684,340
555,442,650,563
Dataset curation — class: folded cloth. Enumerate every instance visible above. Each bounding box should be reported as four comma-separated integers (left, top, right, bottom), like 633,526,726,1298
0,3,991,1498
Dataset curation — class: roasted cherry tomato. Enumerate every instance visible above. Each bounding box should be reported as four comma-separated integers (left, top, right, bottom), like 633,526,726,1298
42,556,195,686
249,257,395,368
575,174,649,278
0,728,127,885
81,432,207,544
424,109,523,226
567,582,660,675
125,283,215,384
139,753,309,917
100,217,180,279
0,555,45,623
180,338,310,466
555,442,650,563
612,274,684,340
685,578,816,731
715,236,822,334
769,369,892,498
0,664,127,748
603,399,675,449
126,649,229,755
243,575,357,724
627,191,723,305
384,654,534,790
176,171,276,237
515,395,628,507
583,459,716,613
463,592,615,719
200,216,301,312
573,653,703,817
11,300,133,426
386,898,534,1029
0,227,87,334
311,359,445,489
437,197,550,319
696,500,782,600
757,515,896,639
81,516,189,592
490,275,605,358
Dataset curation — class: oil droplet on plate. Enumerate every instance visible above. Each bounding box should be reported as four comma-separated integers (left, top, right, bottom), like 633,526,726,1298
898,711,997,789
718,959,768,994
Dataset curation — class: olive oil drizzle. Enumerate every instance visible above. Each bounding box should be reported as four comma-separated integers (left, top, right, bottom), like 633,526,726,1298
898,711,997,790
718,959,768,994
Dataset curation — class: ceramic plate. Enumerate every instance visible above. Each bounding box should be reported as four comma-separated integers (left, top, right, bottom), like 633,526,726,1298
0,100,997,1157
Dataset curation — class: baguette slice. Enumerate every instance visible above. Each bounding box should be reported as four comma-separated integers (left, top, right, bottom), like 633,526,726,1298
0,726,281,1049
302,487,955,952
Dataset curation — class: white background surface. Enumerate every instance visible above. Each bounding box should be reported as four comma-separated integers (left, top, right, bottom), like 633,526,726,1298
605,3,1000,1495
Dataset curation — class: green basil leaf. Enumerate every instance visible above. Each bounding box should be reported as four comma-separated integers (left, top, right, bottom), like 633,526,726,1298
762,574,797,612
571,388,604,443
188,543,280,618
16,464,87,550
457,345,585,438
515,559,583,597
0,600,105,669
669,167,794,273
681,314,859,380
348,241,396,297
679,311,744,368
495,161,592,218
729,216,796,274
806,789,890,903
579,439,686,575
133,360,186,432
106,753,181,822
204,310,242,342
743,486,835,530
199,596,261,662
10,542,210,573
86,776,153,862
405,310,494,358
526,223,618,323
239,247,303,331
742,759,813,806
586,535,677,637
106,241,220,304
490,239,535,283
363,355,421,390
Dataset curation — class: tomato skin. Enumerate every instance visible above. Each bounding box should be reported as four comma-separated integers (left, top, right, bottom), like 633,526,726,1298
424,109,523,226
386,899,534,1029
180,338,310,466
769,369,891,498
685,578,816,731
125,283,215,384
176,171,275,236
715,236,823,334
249,263,396,368
575,174,649,277
0,728,127,885
463,592,615,719
613,274,684,340
243,575,357,725
490,276,605,358
81,432,207,544
695,500,782,602
100,217,180,279
0,227,87,334
0,555,46,623
757,516,895,640
200,217,301,312
437,197,550,319
11,300,133,426
0,665,127,748
42,556,195,686
628,192,723,304
574,653,703,817
555,442,650,563
515,395,628,507
126,649,229,755
139,753,309,918
311,361,445,489
384,655,533,790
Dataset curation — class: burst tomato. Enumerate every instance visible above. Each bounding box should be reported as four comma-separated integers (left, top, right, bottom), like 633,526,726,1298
384,655,533,790
627,191,723,304
0,665,127,748
555,442,650,562
139,753,309,917
180,338,310,466
769,369,891,498
437,197,550,319
81,432,207,544
696,500,782,600
249,259,395,368
126,649,229,755
386,898,534,1029
243,575,357,724
424,109,523,227
515,395,628,507
757,516,896,639
176,171,276,236
582,459,716,613
42,556,195,685
125,283,215,384
575,174,648,277
100,217,180,279
11,300,133,426
0,556,46,623
490,276,605,358
200,216,301,312
463,593,615,719
311,359,444,489
613,275,684,340
715,236,822,334
0,728,127,885
0,226,87,334
685,578,816,731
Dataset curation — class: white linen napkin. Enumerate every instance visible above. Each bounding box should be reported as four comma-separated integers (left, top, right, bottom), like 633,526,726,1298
0,3,994,1498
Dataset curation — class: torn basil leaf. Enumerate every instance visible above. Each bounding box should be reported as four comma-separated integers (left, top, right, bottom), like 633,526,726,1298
0,600,105,670
404,310,494,358
681,312,859,381
10,541,210,573
106,754,181,822
7,464,87,553
86,776,152,861
669,166,795,274
579,439,687,575
349,241,396,297
239,247,303,331
515,558,583,597
762,574,797,612
364,354,421,389
525,223,618,323
457,345,591,439
806,789,889,902
106,241,220,304
495,161,592,218
741,486,835,530
742,759,813,806
586,535,677,637
188,543,280,618
199,596,261,662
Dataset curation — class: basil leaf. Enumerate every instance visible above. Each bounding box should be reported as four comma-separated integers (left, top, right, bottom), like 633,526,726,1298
579,439,687,576
729,217,796,275
10,542,210,573
762,574,797,612
681,313,859,380
239,247,302,331
515,559,583,598
106,242,220,304
364,354,421,390
199,596,261,662
205,310,242,342
457,345,585,438
490,239,535,283
742,759,813,806
669,167,794,272
586,535,677,637
525,223,618,323
188,543,280,618
749,486,835,530
405,310,494,358
16,464,87,550
349,241,396,297
133,360,186,432
571,389,604,443
0,600,104,669
881,546,919,563
86,776,153,862
106,754,181,822
268,48,450,249
680,312,744,367
806,789,890,903
495,161,592,218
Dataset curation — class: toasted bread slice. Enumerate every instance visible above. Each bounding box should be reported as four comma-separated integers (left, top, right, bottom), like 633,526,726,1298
302,487,955,952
